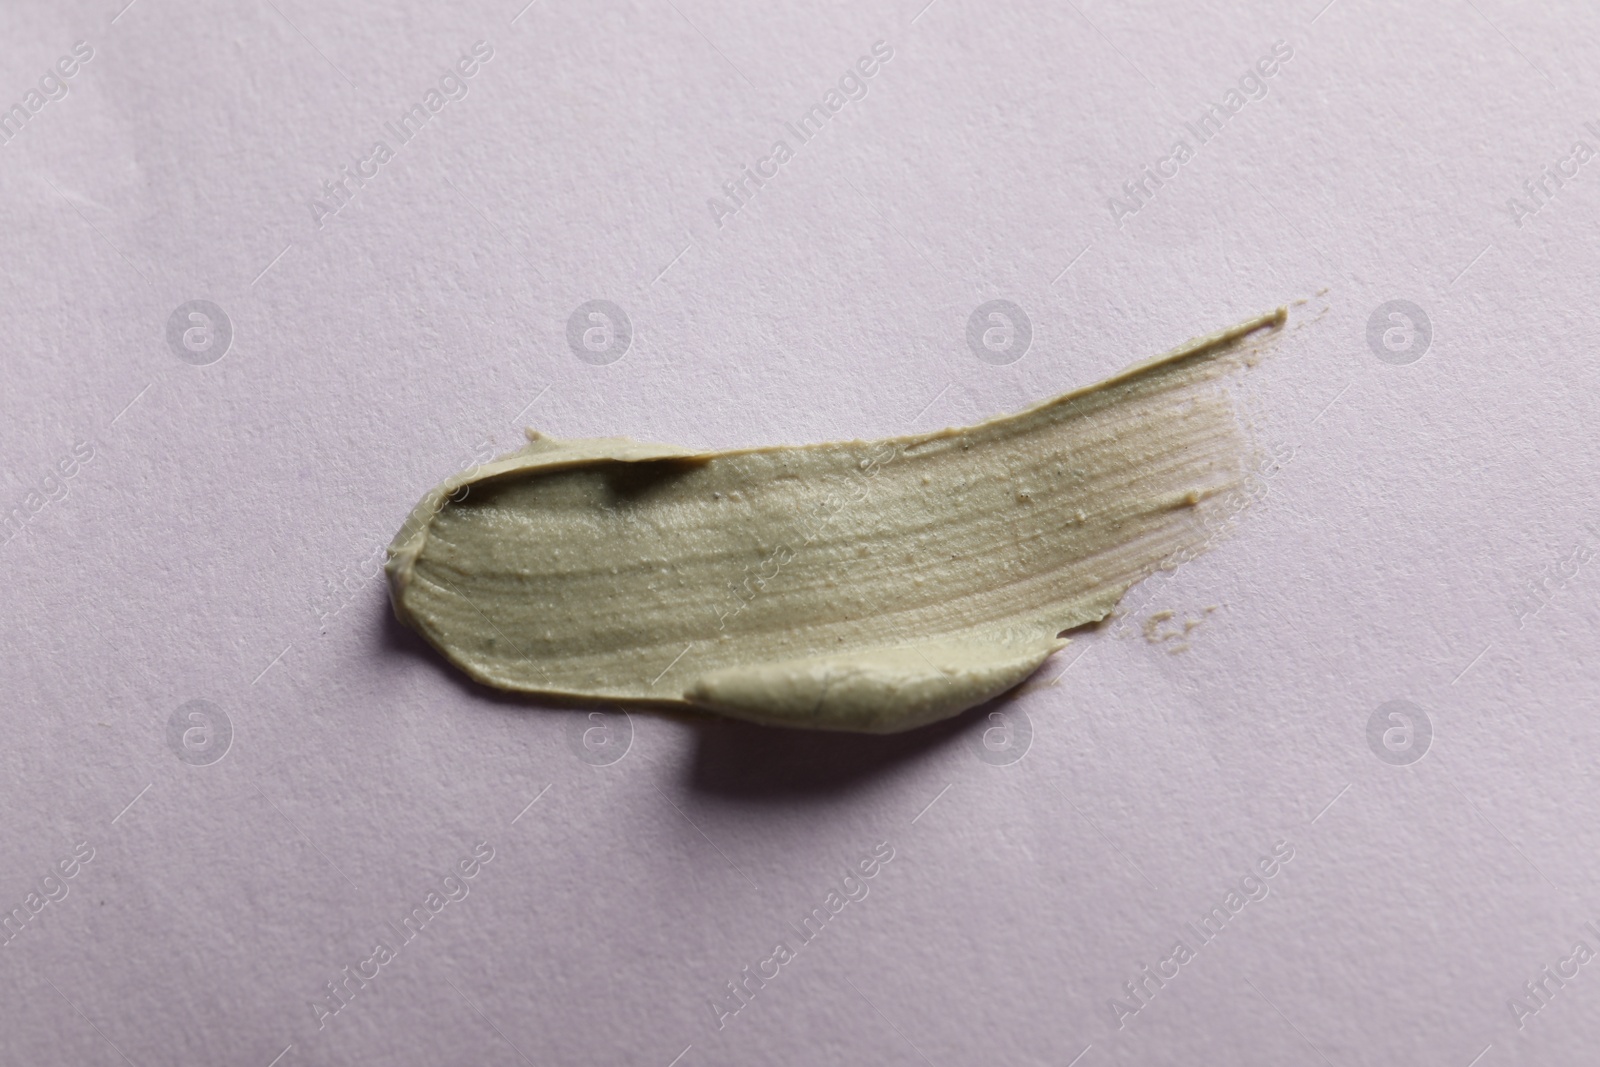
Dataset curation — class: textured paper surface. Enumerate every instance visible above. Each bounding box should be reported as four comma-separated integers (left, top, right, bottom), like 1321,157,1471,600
3,1,1598,1064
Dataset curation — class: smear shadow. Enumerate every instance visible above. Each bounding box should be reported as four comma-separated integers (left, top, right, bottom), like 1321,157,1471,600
681,702,988,802
382,603,1051,801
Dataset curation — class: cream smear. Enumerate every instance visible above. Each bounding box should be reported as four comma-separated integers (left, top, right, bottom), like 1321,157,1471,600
388,308,1286,732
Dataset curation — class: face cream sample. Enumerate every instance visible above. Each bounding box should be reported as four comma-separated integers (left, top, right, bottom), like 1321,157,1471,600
388,309,1286,733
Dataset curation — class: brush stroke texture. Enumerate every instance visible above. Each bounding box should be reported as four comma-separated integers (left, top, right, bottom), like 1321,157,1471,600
388,309,1285,732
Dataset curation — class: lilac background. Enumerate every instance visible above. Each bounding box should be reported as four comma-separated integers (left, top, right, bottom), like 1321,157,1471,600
4,0,1600,1064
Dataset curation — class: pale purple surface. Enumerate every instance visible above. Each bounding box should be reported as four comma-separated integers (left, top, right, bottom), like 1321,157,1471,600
3,1,1599,1064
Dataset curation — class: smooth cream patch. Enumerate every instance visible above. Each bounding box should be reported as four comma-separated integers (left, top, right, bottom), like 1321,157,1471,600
388,309,1287,732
